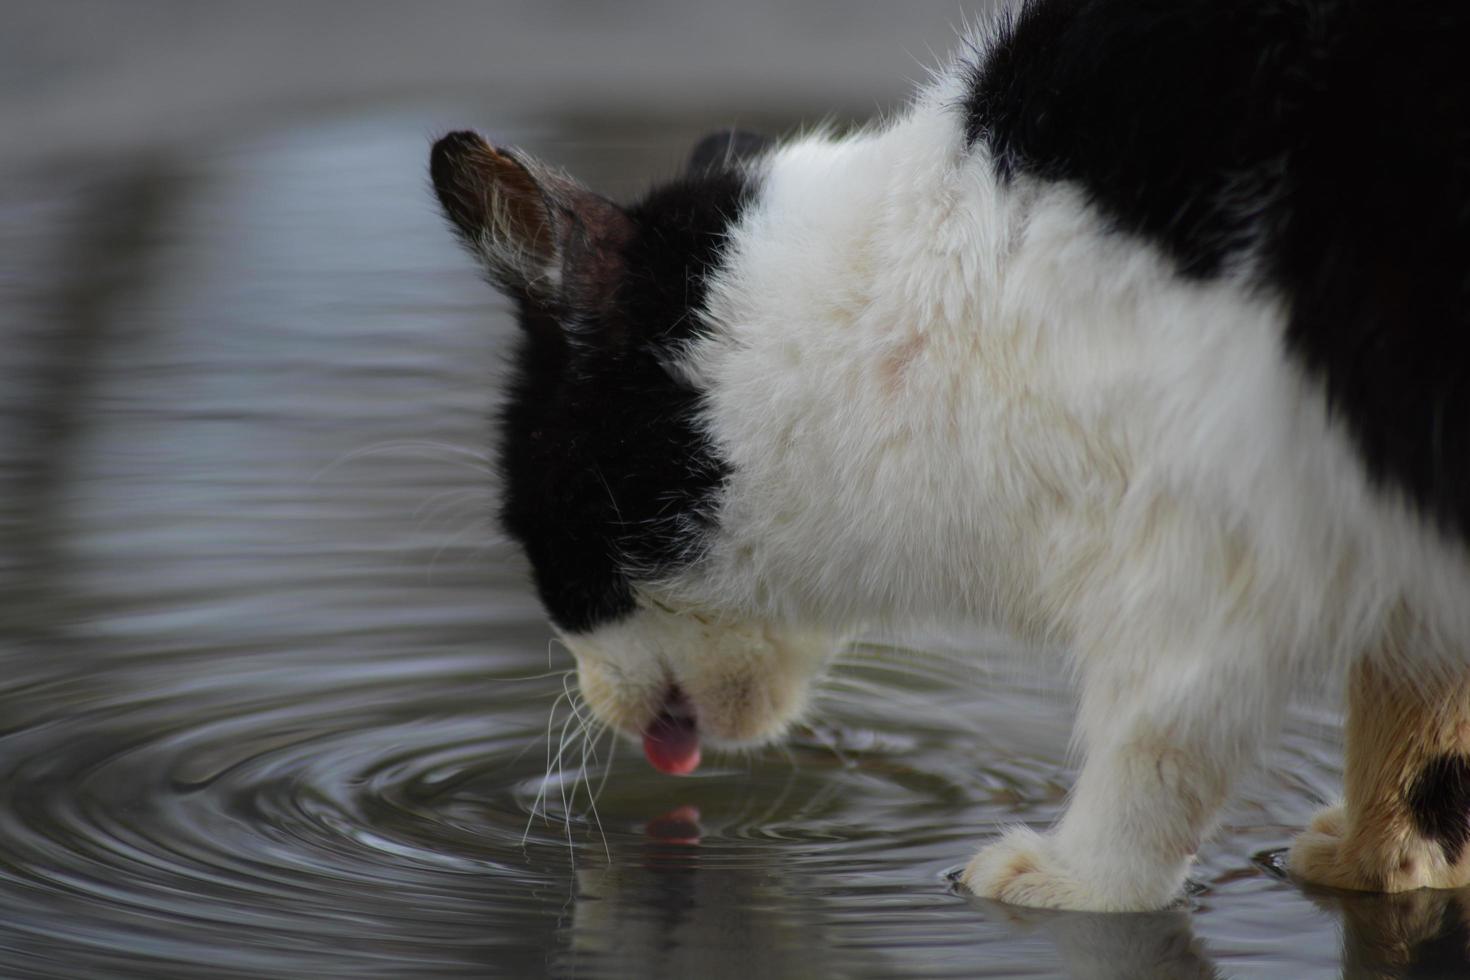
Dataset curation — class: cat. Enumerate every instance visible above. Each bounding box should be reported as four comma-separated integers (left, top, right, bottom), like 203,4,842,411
429,0,1470,912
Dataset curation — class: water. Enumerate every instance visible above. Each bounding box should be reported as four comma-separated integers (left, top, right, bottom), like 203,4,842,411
5,6,1470,978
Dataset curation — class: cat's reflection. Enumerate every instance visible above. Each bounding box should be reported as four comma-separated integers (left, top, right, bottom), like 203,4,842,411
564,806,871,979
569,803,1218,979
1305,884,1470,979
970,876,1470,980
964,895,1222,980
567,806,1463,978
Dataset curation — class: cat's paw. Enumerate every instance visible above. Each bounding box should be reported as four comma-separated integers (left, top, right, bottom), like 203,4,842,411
961,827,1186,911
960,828,1114,911
1288,804,1364,889
1289,803,1470,892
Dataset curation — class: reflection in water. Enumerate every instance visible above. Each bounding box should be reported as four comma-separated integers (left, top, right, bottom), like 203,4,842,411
965,899,1221,980
568,806,870,979
0,103,1465,978
1307,882,1470,979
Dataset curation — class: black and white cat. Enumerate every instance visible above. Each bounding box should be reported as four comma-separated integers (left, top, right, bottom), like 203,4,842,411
430,0,1470,911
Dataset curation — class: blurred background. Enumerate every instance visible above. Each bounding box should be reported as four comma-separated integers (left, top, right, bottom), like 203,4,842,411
1,3,1463,978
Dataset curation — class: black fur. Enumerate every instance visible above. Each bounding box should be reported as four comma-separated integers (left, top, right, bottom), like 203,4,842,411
966,0,1470,539
1407,754,1470,864
493,165,758,634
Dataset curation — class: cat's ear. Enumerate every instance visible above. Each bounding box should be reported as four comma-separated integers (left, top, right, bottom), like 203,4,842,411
686,128,772,172
430,131,633,311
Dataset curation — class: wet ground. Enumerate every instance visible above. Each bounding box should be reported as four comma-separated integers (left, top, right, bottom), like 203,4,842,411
4,3,1470,977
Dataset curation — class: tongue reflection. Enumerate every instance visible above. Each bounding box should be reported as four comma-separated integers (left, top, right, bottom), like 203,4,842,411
642,708,701,775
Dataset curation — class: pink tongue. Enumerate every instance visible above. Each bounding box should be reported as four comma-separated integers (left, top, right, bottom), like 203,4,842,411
642,712,701,775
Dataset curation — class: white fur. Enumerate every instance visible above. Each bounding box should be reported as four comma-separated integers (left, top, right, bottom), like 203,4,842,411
561,607,839,747
605,66,1470,911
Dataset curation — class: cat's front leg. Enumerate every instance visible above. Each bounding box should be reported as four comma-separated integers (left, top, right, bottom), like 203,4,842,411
1290,658,1470,892
963,656,1282,911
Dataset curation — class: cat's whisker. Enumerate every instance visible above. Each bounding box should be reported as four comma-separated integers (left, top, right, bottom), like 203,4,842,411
802,720,852,768
560,718,590,817
310,438,493,485
591,726,618,807
503,673,575,772
523,687,572,845
411,487,486,527
426,516,491,582
551,682,610,863
790,761,848,819
815,672,907,701
826,658,971,691
822,665,962,697
497,666,576,684
816,674,980,731
470,535,514,558
835,642,976,673
561,690,594,815
745,744,803,828
551,693,582,865
569,703,612,862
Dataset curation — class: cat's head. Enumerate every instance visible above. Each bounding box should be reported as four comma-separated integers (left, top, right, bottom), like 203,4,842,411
429,129,837,773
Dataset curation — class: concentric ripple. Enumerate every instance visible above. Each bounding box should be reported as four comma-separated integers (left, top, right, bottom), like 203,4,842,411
0,634,1085,979
0,651,576,976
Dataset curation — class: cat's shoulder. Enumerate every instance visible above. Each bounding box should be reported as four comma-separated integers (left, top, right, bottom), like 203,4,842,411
963,0,1470,540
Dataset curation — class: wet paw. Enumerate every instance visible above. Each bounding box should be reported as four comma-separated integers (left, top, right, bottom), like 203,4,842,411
960,828,1113,912
1288,804,1366,889
1289,803,1470,892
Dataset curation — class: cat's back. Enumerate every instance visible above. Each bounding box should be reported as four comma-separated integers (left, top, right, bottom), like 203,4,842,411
966,0,1470,543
